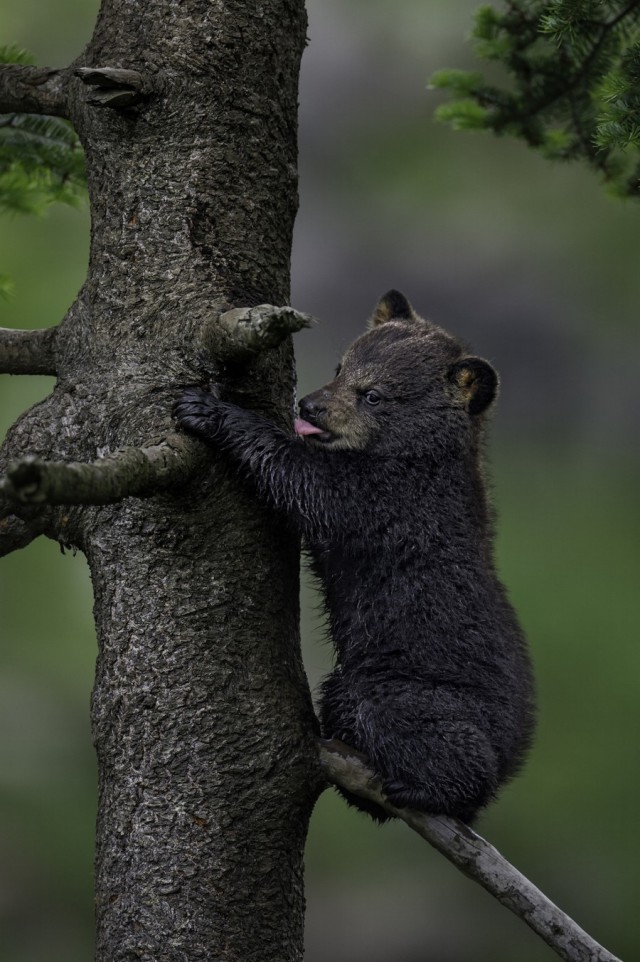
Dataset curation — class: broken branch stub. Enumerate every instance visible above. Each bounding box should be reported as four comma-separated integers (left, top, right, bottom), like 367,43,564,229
75,66,150,109
201,304,313,361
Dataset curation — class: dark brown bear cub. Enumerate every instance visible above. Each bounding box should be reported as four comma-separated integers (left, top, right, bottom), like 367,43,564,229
175,291,535,823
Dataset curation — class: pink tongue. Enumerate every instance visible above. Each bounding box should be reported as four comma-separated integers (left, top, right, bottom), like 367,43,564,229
294,418,325,437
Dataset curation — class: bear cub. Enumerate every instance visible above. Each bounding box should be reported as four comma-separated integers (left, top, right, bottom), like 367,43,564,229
175,290,535,823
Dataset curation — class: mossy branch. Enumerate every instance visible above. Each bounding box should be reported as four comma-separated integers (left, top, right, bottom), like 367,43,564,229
319,739,622,962
0,434,198,510
201,304,313,361
0,326,58,375
0,64,70,117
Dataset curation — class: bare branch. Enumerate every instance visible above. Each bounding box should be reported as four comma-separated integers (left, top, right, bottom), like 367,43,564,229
76,67,150,109
0,64,69,117
0,327,57,375
0,512,46,557
201,304,313,361
0,434,199,508
319,740,622,962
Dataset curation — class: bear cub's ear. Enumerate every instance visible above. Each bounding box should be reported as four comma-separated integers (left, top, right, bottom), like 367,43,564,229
448,357,498,415
369,289,418,328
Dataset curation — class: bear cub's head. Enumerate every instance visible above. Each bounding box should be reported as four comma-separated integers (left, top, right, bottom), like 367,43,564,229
295,290,498,454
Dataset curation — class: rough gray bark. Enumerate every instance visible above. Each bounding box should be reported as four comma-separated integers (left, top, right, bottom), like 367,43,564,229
0,1,322,960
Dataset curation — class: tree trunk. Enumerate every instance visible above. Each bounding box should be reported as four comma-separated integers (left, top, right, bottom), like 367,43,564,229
0,1,322,959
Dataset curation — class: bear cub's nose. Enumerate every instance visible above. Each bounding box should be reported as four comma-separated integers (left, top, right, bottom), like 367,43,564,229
299,395,328,424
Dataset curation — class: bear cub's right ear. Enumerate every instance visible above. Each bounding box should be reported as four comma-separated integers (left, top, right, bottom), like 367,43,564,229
448,357,498,415
369,289,418,328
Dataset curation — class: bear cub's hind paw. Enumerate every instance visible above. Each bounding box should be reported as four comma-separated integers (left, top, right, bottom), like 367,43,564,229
382,778,435,813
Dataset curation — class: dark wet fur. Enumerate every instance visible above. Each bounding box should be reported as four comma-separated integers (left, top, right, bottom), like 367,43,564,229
175,291,535,822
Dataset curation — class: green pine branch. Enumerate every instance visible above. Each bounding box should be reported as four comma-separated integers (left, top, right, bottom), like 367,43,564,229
0,45,86,216
0,44,35,67
0,45,87,298
431,0,640,198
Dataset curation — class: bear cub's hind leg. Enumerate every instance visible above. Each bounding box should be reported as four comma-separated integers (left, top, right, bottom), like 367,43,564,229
377,720,500,822
321,673,499,822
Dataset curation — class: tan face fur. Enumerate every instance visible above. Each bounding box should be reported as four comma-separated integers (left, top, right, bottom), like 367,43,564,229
299,367,382,450
297,291,498,452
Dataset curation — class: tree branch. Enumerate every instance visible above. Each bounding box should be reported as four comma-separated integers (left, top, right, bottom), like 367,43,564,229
0,326,58,375
0,64,70,117
201,304,313,361
0,511,47,557
319,739,622,962
0,434,199,509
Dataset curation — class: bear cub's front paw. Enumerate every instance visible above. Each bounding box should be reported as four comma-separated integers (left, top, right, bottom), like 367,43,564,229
174,386,224,440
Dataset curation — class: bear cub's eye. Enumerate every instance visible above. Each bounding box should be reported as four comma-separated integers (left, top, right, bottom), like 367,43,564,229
363,389,382,407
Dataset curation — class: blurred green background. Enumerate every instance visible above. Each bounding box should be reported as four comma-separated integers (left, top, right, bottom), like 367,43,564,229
0,2,638,961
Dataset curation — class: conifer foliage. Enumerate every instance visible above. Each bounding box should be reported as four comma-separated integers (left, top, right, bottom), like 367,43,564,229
0,45,86,216
431,0,640,198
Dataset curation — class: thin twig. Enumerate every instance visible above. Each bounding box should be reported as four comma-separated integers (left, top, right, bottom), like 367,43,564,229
0,434,198,508
0,327,58,376
319,739,622,962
